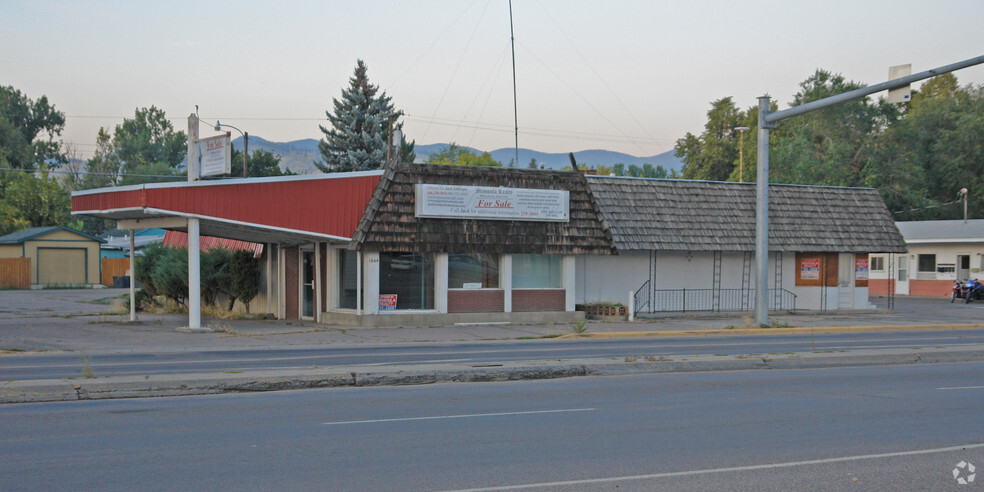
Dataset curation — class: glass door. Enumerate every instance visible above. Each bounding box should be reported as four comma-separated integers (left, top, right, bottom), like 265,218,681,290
302,250,315,319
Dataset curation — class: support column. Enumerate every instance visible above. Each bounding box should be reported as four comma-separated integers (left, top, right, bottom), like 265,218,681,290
181,217,206,331
315,242,322,323
501,254,512,313
128,230,136,322
562,255,576,311
266,243,273,316
435,253,449,313
363,251,379,315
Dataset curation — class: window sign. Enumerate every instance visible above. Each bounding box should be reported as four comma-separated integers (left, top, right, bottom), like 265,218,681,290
801,257,820,280
379,294,398,311
415,184,569,222
855,258,869,281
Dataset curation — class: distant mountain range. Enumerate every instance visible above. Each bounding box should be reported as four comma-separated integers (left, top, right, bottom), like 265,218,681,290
230,136,684,175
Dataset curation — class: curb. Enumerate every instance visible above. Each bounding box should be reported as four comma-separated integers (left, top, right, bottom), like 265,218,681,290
4,345,984,404
557,323,984,339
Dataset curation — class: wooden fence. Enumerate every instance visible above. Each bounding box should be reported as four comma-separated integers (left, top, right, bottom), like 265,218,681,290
0,257,31,289
101,258,131,287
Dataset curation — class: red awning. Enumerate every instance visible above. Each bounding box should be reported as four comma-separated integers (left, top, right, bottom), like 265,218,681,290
163,230,264,258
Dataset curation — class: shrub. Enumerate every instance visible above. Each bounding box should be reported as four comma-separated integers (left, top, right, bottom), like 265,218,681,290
230,250,260,312
201,247,233,308
152,247,188,306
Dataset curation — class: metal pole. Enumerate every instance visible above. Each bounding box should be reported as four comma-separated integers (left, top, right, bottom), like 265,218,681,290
765,54,984,125
963,188,968,223
243,132,249,178
738,129,745,182
129,230,136,321
508,0,519,168
753,55,984,326
755,96,772,326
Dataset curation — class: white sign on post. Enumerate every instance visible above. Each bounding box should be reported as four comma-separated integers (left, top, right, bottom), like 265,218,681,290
415,184,569,222
197,133,231,177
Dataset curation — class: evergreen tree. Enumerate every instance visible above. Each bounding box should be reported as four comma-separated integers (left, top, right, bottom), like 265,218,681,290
316,60,401,172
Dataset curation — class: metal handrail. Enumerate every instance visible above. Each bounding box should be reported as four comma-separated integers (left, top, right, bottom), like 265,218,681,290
648,288,797,313
633,279,651,315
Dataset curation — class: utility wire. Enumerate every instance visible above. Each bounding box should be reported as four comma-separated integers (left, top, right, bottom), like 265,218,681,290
420,0,491,143
534,0,656,155
0,167,183,179
892,198,962,215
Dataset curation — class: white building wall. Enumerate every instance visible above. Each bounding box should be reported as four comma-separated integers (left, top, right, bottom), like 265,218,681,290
576,251,649,306
578,250,806,311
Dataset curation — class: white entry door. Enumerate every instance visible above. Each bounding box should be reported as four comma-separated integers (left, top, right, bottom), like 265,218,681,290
838,253,855,309
895,256,909,295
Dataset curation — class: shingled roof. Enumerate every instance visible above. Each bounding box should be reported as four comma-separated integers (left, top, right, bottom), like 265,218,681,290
350,163,616,255
587,176,907,253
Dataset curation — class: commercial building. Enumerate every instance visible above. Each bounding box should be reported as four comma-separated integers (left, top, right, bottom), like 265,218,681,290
72,164,905,325
580,178,906,312
869,220,984,297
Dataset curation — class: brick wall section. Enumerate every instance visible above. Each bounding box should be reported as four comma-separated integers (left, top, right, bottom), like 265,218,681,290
284,246,299,318
512,289,566,312
909,279,953,297
868,278,891,295
448,289,504,313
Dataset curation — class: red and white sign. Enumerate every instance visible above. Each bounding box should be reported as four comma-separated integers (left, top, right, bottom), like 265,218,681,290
801,258,820,280
378,294,398,311
197,133,231,177
856,258,869,281
415,184,569,222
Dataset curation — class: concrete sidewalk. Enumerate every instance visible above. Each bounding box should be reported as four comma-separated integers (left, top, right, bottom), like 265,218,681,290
3,289,984,354
5,345,984,404
3,289,984,403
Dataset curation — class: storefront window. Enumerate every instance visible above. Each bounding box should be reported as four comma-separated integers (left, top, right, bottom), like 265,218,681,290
337,249,359,309
449,253,499,289
379,252,434,309
513,254,562,288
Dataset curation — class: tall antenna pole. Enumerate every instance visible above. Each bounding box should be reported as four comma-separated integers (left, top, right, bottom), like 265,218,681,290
509,0,519,168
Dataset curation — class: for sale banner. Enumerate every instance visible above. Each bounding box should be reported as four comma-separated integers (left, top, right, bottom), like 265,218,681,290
801,257,820,280
415,184,569,222
855,258,869,281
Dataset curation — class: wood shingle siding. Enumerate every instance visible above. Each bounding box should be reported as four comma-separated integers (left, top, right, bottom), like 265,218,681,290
350,163,616,255
587,177,907,253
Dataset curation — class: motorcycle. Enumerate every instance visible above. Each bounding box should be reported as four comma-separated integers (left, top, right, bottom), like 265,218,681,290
952,279,971,302
966,279,984,304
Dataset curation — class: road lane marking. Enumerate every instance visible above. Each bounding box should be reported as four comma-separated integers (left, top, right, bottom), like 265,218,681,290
445,443,984,491
323,408,596,425
938,385,984,390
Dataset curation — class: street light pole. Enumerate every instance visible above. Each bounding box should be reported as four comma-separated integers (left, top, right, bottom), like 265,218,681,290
753,54,984,326
215,120,248,178
735,126,750,182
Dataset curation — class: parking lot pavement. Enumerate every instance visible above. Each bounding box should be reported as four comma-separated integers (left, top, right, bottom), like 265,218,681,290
1,289,983,354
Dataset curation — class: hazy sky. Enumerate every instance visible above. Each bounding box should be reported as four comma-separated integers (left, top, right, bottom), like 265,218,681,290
3,0,983,160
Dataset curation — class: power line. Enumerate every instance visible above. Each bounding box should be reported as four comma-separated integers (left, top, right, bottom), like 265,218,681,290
0,167,185,179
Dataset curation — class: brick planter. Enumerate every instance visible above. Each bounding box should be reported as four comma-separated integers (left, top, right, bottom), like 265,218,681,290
580,304,628,319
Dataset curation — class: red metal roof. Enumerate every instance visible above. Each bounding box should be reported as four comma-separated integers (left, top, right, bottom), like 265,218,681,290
163,231,264,258
72,173,382,240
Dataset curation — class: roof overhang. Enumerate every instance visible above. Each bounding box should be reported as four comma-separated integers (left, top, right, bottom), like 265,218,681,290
72,208,351,246
71,172,383,246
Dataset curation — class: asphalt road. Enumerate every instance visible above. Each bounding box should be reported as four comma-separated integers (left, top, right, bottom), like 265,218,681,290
4,329,984,381
2,363,982,491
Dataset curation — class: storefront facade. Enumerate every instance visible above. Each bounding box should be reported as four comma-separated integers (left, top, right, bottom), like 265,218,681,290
72,164,615,326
